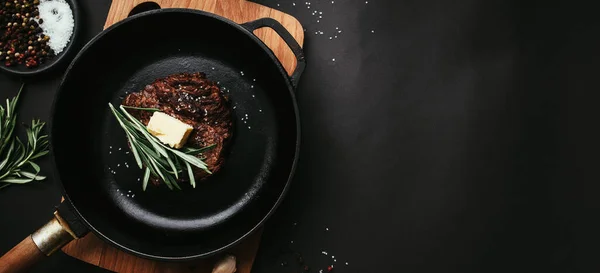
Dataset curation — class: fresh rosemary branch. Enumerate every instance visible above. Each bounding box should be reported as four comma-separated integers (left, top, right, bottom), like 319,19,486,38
0,84,50,190
108,103,213,191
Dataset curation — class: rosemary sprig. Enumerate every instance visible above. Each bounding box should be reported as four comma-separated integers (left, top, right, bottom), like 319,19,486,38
108,103,213,191
0,84,50,190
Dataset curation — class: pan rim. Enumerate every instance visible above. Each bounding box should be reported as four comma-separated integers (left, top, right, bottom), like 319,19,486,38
49,8,302,261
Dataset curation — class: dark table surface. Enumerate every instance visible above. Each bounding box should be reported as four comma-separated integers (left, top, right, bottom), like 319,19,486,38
2,0,600,272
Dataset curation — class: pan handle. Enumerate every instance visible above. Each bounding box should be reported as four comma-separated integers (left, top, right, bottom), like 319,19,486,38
241,18,306,89
0,211,77,273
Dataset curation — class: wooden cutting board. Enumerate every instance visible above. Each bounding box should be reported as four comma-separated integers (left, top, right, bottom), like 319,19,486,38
60,1,304,272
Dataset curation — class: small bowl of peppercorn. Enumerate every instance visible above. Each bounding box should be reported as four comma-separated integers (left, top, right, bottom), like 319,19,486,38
0,0,79,77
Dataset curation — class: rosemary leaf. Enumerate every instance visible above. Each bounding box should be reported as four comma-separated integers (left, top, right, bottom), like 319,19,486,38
122,106,161,112
185,161,196,188
28,161,40,173
142,168,150,191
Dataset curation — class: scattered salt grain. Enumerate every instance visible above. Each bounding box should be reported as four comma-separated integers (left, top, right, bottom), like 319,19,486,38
371,30,375,33
346,262,349,265
332,58,335,62
252,95,255,98
293,2,296,5
248,126,251,129
322,251,328,255
37,0,74,54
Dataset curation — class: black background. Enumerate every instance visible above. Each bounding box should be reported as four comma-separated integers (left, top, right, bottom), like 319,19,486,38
2,0,600,272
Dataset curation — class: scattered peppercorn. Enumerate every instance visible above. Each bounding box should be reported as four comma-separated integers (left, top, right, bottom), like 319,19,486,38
0,0,56,68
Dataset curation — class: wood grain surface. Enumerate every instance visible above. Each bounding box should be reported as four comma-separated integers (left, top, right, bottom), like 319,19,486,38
105,0,304,75
60,0,304,272
62,230,263,273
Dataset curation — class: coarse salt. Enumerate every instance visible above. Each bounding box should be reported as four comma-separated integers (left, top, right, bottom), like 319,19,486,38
37,0,74,54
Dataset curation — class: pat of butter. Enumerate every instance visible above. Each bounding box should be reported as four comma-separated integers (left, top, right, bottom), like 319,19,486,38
146,112,193,149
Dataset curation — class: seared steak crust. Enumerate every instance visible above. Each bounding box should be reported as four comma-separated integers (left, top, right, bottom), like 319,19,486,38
122,72,233,183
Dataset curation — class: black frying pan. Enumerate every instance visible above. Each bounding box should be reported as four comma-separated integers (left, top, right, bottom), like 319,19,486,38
0,8,304,271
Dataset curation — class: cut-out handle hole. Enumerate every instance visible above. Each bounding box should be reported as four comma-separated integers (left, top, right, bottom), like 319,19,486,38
128,2,161,17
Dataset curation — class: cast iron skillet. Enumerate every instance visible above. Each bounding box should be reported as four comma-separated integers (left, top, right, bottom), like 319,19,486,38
0,8,304,271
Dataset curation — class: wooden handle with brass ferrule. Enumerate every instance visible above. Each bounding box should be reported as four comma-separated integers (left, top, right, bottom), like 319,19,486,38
0,211,77,273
